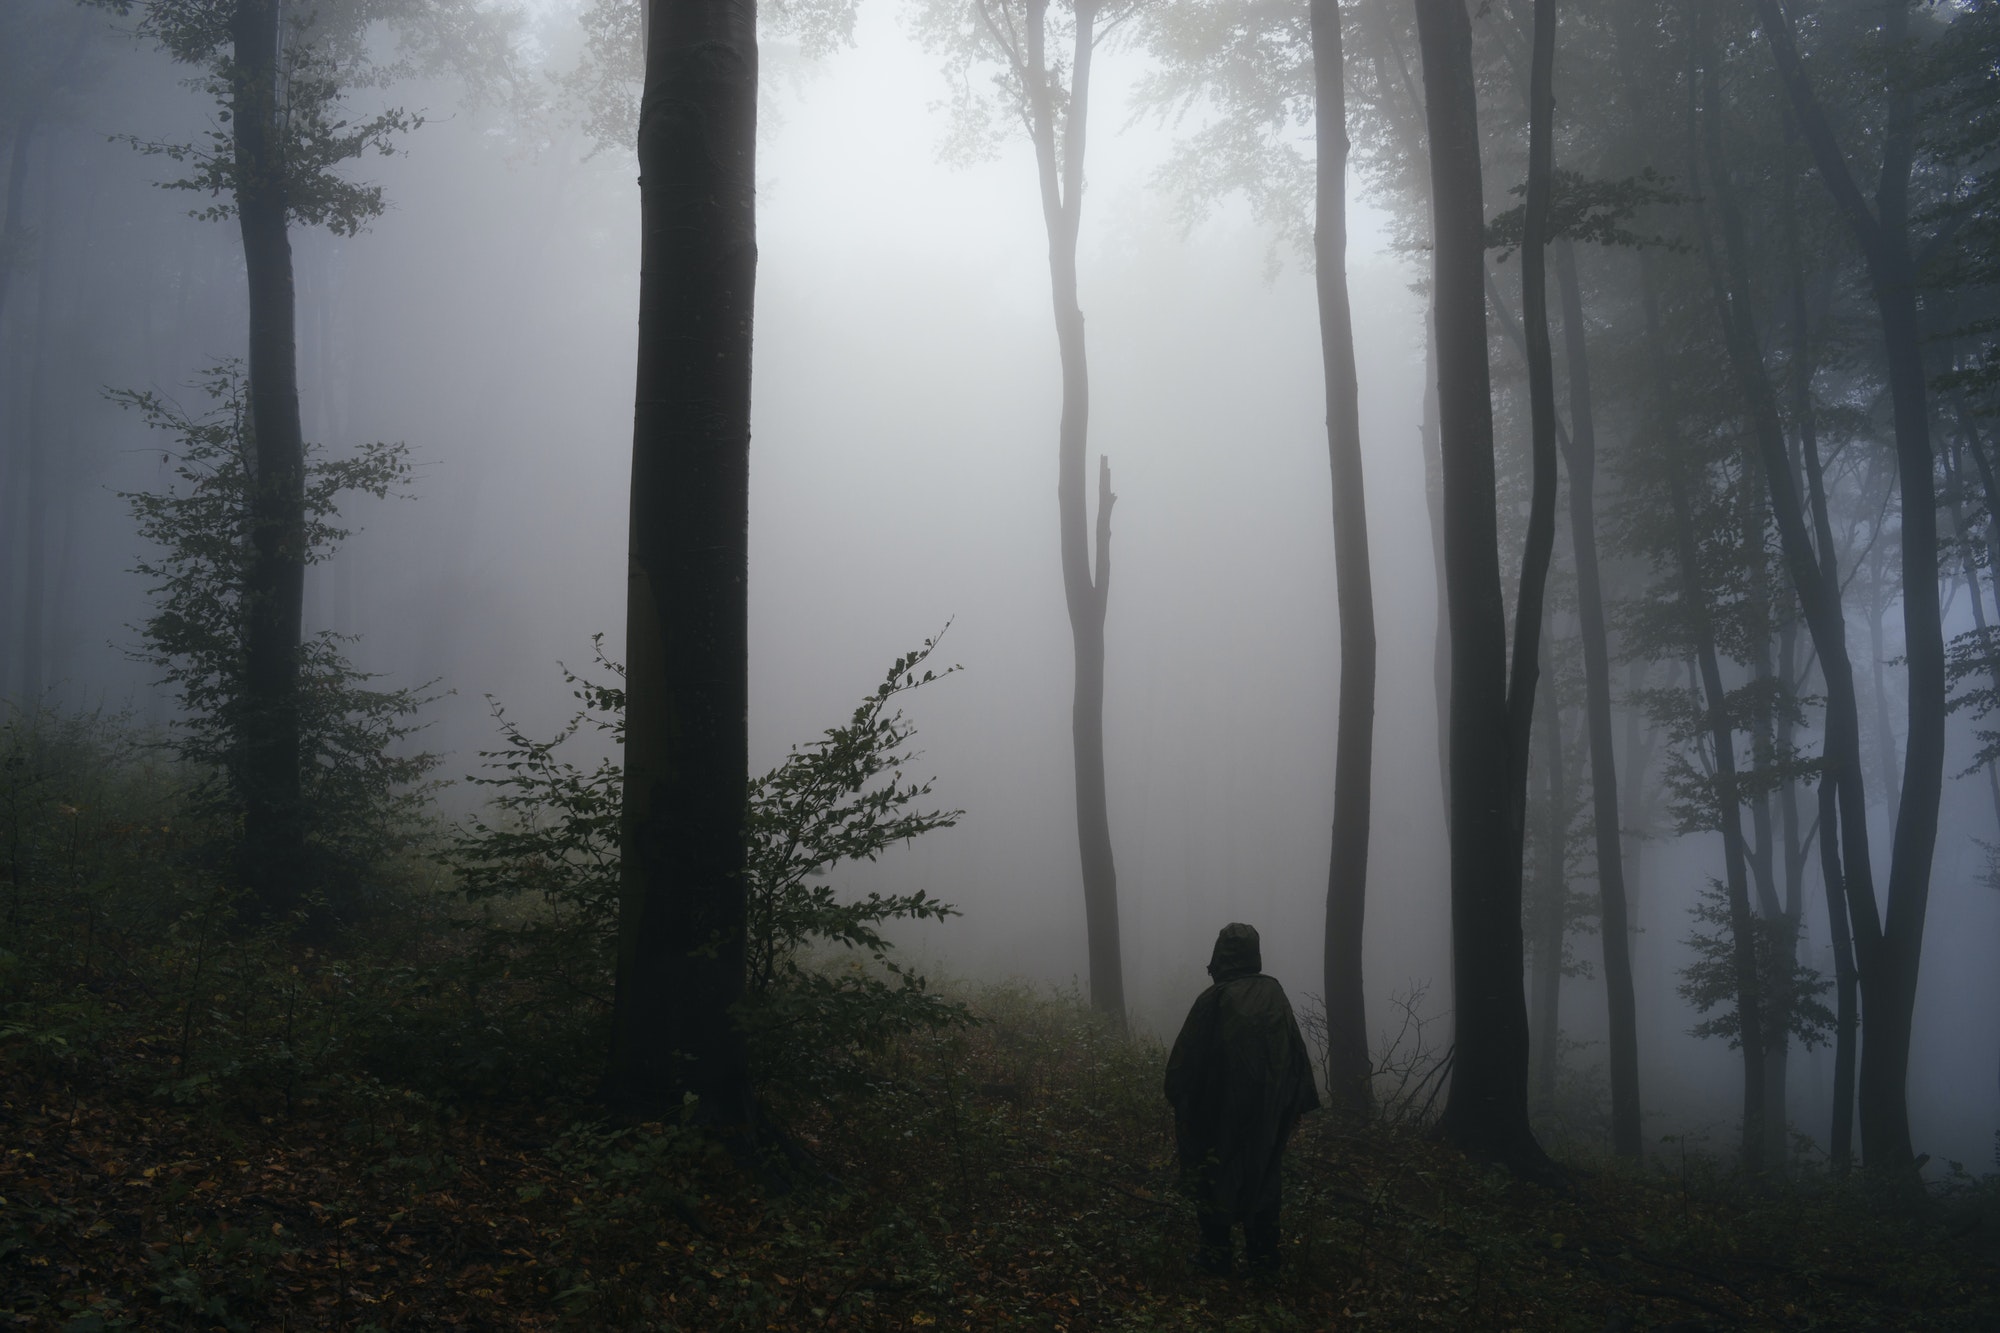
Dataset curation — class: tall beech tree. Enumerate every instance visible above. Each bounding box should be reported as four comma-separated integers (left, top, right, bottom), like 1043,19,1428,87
603,0,759,1122
1310,0,1377,1119
1749,0,1947,1178
1415,0,1552,1173
1552,236,1641,1158
95,0,504,916
917,0,1128,1020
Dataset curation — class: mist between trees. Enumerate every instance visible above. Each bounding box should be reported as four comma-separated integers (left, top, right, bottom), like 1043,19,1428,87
5,0,2000,1262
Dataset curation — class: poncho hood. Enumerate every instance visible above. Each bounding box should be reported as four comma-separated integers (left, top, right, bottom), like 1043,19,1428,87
1206,922,1262,982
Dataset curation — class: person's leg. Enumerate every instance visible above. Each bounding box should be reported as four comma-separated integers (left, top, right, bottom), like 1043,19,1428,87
1193,1207,1233,1275
1245,1201,1280,1273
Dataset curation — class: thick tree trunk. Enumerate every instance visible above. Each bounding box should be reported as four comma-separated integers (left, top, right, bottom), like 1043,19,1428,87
1552,238,1641,1158
1416,0,1548,1174
1312,0,1377,1119
1753,0,1943,1175
605,0,757,1124
1023,0,1123,1022
231,0,309,918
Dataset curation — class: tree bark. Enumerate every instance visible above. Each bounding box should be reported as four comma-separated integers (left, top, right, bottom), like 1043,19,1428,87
1529,664,1564,1112
1818,772,1857,1171
1312,0,1377,1119
1552,237,1641,1158
1503,0,1559,851
1416,0,1549,1173
1785,216,1858,1171
231,0,310,918
605,0,758,1124
1023,0,1123,1022
1752,0,1943,1175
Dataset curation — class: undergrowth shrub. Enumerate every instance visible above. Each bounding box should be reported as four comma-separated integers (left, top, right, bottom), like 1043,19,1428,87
114,363,444,921
445,630,972,1110
0,703,479,1121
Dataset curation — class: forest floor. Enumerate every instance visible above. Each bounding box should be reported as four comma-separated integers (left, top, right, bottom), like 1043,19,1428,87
4,976,1997,1333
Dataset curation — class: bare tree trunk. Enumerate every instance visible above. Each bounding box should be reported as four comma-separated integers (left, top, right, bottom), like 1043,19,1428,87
1312,0,1377,1118
1416,0,1549,1174
1021,0,1123,1022
1552,237,1641,1158
1865,555,1902,833
1770,616,1810,1170
1665,461,1768,1173
231,0,310,918
1529,667,1564,1112
1503,0,1559,849
1745,473,1789,1171
1753,0,1943,1175
606,0,757,1124
1819,772,1857,1171
1784,202,1860,1171
1426,311,1450,822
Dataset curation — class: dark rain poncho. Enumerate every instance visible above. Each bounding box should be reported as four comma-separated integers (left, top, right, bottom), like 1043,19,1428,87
1163,923,1320,1223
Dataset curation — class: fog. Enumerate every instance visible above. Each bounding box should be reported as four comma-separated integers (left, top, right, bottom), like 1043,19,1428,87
6,0,1998,1178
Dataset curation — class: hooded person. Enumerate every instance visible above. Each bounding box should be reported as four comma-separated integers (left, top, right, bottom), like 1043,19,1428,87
1163,922,1320,1275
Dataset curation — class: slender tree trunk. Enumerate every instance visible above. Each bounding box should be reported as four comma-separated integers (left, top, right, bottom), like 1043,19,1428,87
1313,0,1376,1118
1744,476,1790,1170
605,0,757,1124
1552,237,1641,1157
1687,1,1876,1169
1865,558,1902,832
1753,0,1943,1174
1022,0,1123,1022
1504,0,1559,847
1819,772,1857,1171
1620,657,1654,921
1416,0,1549,1173
1770,617,1809,1171
1426,311,1450,822
1784,207,1860,1170
1666,463,1768,1173
1529,668,1564,1112
231,0,310,917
